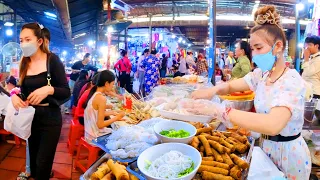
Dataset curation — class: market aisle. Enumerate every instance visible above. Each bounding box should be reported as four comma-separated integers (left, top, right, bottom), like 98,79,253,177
0,114,83,180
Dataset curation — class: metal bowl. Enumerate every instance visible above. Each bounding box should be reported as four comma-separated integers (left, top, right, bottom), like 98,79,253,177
227,100,254,112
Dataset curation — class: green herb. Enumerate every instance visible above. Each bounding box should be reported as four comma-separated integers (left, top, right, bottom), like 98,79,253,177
159,129,190,138
145,159,152,170
178,162,194,177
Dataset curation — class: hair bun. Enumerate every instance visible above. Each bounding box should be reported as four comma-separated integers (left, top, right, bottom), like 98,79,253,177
254,5,281,28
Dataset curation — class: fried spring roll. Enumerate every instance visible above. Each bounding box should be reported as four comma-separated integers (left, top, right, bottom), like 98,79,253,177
201,132,212,136
107,159,130,180
201,160,230,170
191,136,200,148
219,138,235,152
226,138,247,153
200,152,204,157
201,171,235,180
196,127,213,135
197,165,229,176
199,146,205,152
230,154,249,169
211,148,223,162
206,136,220,142
231,133,248,143
101,172,115,180
202,157,214,161
208,140,226,154
221,153,234,168
230,165,242,180
215,131,227,139
199,135,213,156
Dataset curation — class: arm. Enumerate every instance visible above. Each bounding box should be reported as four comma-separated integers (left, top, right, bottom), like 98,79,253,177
94,95,119,128
228,107,291,135
50,56,71,100
114,60,120,71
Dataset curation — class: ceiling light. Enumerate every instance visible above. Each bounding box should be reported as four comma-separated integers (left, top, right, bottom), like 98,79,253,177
4,22,14,27
182,40,186,44
44,12,57,18
298,43,304,48
88,40,94,46
308,0,315,2
107,26,114,33
171,34,176,38
207,39,211,44
255,1,260,4
5,29,13,36
62,51,67,56
188,44,191,47
296,2,304,11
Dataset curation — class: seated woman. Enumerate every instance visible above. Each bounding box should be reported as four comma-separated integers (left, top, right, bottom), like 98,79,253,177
83,70,125,143
73,70,89,107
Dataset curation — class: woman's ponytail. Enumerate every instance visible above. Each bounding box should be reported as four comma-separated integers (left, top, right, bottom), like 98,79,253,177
82,85,97,109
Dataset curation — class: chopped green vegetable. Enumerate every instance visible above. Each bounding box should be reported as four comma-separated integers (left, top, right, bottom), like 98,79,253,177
178,162,194,177
145,159,152,170
160,129,190,138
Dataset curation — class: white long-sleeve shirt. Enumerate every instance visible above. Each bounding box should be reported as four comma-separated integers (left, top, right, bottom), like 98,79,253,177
185,55,196,67
302,51,320,95
179,57,188,74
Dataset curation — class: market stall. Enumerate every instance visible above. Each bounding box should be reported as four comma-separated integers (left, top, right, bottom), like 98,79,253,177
79,78,287,180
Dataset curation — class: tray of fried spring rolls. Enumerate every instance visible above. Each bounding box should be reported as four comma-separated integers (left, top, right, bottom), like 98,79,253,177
81,153,140,180
190,126,255,180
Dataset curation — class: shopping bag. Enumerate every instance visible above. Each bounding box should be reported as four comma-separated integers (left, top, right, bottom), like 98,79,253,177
4,101,35,140
133,78,140,93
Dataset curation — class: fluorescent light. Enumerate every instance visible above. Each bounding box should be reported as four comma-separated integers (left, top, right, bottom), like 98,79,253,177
255,0,260,3
5,29,13,36
171,34,176,38
73,33,86,39
62,51,67,56
107,26,114,33
309,0,315,2
88,40,94,46
4,22,14,27
182,40,186,44
44,12,57,18
207,39,211,44
296,3,304,11
188,44,191,47
129,15,311,26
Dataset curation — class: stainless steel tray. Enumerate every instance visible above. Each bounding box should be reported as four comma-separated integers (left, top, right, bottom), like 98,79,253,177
80,153,112,180
126,161,147,180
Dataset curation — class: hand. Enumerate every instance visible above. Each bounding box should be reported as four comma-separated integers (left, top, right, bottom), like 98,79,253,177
115,111,125,120
27,86,53,105
191,88,216,100
106,104,113,109
11,94,28,110
207,101,234,128
304,48,311,62
116,95,124,101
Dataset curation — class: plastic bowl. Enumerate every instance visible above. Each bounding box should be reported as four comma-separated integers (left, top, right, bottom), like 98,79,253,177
137,143,201,180
154,121,196,144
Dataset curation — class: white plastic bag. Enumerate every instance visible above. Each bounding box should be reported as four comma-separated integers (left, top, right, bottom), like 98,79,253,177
4,101,35,140
133,78,140,93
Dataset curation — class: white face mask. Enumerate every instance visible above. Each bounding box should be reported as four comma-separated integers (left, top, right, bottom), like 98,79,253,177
20,41,38,57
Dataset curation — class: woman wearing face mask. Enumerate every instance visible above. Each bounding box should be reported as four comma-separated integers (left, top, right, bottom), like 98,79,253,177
12,23,70,180
231,40,252,79
191,6,311,179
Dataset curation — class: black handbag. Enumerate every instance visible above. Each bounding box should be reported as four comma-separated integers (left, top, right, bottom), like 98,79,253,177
46,54,70,107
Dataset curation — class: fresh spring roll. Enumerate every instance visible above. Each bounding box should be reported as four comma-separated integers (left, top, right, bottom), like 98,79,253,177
230,165,242,180
201,160,230,170
201,171,235,180
199,135,213,156
211,148,223,162
221,153,234,168
208,140,226,154
107,159,130,180
202,157,214,161
196,127,213,135
197,165,229,176
230,154,249,169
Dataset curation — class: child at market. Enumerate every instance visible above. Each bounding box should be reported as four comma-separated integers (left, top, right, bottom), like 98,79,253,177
172,64,182,77
83,70,125,143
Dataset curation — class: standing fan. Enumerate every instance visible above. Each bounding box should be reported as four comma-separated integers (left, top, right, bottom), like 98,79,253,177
1,42,22,77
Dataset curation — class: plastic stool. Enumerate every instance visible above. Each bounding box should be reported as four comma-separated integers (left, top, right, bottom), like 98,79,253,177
74,137,100,172
67,118,84,154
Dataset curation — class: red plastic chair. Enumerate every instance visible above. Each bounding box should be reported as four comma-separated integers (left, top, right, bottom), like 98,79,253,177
74,137,100,172
0,129,21,149
67,118,84,154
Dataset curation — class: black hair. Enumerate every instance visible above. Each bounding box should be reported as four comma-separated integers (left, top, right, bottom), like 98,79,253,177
83,70,115,109
151,49,157,55
6,76,17,87
305,36,320,50
83,53,91,61
120,49,127,57
162,54,166,58
42,27,51,42
78,70,88,81
0,86,9,97
143,49,149,55
92,72,100,86
238,40,252,62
